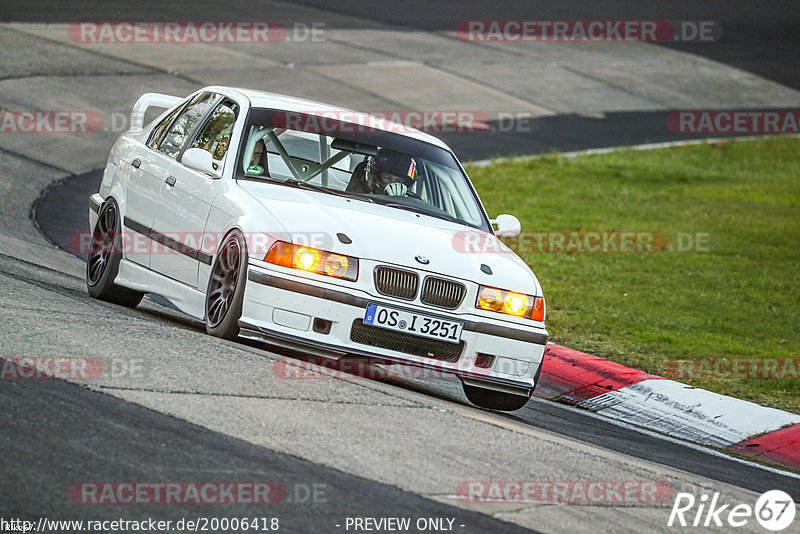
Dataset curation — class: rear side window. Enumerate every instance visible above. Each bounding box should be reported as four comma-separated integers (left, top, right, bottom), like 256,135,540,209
189,100,239,162
158,92,221,159
147,106,182,150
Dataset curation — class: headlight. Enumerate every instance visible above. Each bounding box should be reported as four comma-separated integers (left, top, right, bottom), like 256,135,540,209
265,242,358,281
476,285,544,321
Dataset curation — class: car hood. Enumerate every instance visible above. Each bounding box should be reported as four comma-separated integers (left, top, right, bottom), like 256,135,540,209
237,181,542,295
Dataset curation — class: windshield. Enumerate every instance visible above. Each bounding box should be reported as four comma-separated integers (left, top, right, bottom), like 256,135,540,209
236,108,491,231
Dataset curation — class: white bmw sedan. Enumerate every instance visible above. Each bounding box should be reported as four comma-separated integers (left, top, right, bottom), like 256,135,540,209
87,86,548,411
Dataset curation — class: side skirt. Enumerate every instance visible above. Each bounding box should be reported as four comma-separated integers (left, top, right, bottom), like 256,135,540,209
115,259,206,320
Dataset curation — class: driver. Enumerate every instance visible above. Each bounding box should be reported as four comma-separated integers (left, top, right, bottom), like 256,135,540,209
347,149,416,196
246,139,270,176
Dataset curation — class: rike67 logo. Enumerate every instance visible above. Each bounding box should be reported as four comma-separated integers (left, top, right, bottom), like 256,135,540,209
668,490,796,531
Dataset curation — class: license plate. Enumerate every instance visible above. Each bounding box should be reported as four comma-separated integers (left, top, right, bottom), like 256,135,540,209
364,304,463,344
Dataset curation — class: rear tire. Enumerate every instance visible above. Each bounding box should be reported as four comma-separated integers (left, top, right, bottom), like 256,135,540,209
86,199,144,308
462,383,532,411
205,230,247,340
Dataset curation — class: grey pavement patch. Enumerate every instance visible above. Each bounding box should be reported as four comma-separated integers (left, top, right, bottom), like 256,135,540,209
444,63,659,114
0,74,199,173
181,66,396,111
323,28,528,63
307,62,554,116
0,260,421,407
0,24,154,80
2,23,284,73
224,37,391,66
570,60,800,109
0,375,537,534
105,388,757,501
0,150,85,273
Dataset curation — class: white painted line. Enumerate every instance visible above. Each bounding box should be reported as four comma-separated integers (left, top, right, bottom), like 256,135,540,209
466,134,800,167
578,379,800,448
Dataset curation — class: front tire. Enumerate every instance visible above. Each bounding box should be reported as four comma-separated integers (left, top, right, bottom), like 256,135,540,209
205,230,247,340
462,383,532,411
86,199,144,307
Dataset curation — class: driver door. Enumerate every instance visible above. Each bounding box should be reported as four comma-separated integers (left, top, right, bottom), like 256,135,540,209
150,97,239,288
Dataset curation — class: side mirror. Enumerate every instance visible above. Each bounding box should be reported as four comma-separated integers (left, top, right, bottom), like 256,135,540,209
491,214,521,237
182,148,221,178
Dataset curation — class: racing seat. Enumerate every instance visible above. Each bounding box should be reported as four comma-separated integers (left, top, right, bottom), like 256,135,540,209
345,160,368,193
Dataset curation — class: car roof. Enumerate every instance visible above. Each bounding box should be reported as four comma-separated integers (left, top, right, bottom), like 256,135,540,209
203,85,452,151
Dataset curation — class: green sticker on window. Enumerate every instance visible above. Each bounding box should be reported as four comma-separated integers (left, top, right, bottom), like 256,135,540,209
246,165,264,175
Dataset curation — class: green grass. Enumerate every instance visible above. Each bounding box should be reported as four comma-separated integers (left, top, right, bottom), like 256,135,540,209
465,137,800,413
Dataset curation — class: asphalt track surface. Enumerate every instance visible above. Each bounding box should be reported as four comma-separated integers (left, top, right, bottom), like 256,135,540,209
0,366,535,533
2,0,797,91
2,2,799,160
4,1,800,531
287,0,800,91
31,169,800,505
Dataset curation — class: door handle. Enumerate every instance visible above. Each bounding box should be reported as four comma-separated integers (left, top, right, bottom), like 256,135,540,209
132,158,141,169
165,176,176,187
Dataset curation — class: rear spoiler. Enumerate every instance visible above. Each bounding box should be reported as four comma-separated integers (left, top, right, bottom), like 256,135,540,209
129,93,183,131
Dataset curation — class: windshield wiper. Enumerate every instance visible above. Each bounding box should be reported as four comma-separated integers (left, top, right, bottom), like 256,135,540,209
280,179,373,203
379,202,457,223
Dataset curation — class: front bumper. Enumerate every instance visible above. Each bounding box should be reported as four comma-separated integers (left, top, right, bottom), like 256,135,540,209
240,264,548,395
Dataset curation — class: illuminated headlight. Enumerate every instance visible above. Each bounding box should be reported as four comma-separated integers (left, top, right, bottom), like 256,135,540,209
476,285,544,321
265,242,358,281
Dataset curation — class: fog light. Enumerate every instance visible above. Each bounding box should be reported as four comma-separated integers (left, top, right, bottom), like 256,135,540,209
475,354,495,369
313,318,332,335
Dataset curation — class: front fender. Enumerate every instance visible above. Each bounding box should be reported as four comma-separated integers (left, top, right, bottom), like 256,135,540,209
198,182,290,292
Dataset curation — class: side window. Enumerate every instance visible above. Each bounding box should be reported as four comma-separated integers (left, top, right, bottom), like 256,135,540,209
189,100,239,163
158,92,221,159
147,106,182,150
